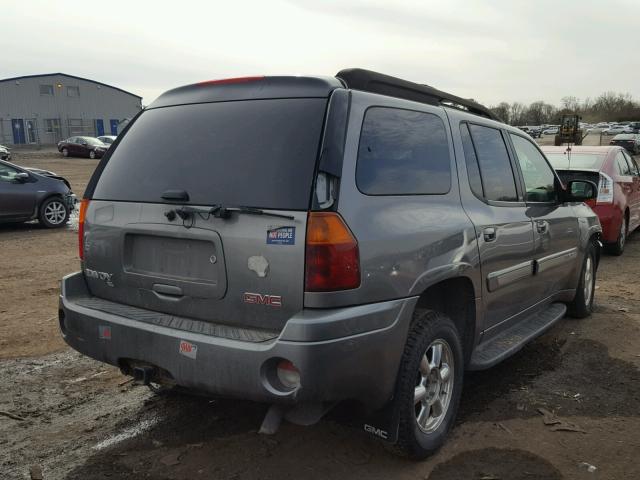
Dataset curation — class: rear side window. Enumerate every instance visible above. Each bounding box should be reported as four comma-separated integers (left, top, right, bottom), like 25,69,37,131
459,124,484,198
92,99,327,210
465,124,518,202
623,151,639,175
616,151,632,175
356,107,451,195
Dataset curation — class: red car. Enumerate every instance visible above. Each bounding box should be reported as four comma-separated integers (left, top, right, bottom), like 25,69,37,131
542,145,640,255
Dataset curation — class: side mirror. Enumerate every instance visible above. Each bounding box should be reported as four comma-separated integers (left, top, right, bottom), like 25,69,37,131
15,172,29,182
564,180,598,202
80,142,88,146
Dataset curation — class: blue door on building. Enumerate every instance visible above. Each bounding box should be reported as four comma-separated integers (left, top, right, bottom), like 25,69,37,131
11,119,26,144
96,119,105,136
110,119,119,135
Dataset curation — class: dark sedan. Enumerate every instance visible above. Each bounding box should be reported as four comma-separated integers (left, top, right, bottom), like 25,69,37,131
610,134,640,155
57,136,108,159
0,160,76,228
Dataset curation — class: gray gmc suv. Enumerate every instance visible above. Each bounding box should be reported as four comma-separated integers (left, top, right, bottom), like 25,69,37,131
59,69,601,458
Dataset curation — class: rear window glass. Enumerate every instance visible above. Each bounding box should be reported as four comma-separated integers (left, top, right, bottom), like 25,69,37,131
356,107,451,195
545,153,606,170
92,98,327,209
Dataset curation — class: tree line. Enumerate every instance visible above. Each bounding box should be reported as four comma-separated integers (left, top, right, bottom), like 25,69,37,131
489,92,640,126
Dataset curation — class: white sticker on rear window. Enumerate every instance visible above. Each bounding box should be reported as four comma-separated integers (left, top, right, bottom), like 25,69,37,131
179,340,197,359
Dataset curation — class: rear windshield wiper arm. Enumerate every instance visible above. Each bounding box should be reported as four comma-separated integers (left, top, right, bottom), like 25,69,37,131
172,205,294,221
214,205,295,220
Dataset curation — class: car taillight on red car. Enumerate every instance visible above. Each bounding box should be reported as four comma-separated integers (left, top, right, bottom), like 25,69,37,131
305,212,360,292
596,173,614,204
78,199,90,260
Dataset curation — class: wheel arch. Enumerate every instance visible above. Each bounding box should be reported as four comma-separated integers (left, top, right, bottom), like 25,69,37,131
589,232,601,269
36,192,67,220
413,276,478,366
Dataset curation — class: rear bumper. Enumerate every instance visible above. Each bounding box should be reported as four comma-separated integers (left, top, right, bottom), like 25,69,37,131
591,204,621,243
60,272,417,409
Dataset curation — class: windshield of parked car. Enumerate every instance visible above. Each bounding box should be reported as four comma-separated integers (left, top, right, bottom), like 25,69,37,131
92,98,327,209
545,152,607,170
613,134,636,140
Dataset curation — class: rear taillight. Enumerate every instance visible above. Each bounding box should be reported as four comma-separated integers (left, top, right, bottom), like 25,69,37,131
596,173,614,204
305,212,360,292
78,199,89,260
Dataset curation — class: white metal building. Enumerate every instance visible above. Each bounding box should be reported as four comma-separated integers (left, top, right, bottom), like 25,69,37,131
0,73,142,145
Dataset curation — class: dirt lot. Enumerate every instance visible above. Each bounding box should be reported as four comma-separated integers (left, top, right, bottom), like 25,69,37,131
1,143,640,480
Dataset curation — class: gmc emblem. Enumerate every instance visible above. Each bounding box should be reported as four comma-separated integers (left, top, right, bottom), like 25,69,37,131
243,292,282,307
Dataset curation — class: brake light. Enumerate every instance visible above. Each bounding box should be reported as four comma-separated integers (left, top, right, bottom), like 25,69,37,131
596,173,614,204
78,199,89,260
305,212,360,292
197,76,264,86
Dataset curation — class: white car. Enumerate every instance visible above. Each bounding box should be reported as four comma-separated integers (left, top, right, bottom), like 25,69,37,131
603,125,633,135
542,127,559,135
0,144,10,161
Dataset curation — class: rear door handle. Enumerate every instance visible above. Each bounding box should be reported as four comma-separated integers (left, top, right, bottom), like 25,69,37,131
483,227,496,242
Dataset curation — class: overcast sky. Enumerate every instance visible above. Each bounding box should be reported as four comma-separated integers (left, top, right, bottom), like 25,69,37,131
2,0,638,106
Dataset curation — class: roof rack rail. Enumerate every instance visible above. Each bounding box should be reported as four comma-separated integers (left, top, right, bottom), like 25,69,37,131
336,68,499,121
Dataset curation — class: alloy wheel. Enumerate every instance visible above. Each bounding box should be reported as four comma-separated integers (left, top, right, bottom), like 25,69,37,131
414,339,454,434
44,201,67,225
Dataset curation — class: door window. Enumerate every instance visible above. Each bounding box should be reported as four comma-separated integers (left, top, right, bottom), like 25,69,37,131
356,107,451,195
0,163,20,182
509,134,557,202
465,124,518,202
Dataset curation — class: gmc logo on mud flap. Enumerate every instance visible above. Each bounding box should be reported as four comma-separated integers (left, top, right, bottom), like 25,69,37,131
243,292,282,307
364,424,388,439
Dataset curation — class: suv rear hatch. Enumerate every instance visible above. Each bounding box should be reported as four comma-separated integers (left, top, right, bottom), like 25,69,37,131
82,80,338,333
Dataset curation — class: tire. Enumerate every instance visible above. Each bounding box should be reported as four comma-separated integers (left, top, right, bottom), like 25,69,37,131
38,197,69,228
606,215,627,256
89,150,96,159
391,310,464,459
567,242,597,318
61,148,69,157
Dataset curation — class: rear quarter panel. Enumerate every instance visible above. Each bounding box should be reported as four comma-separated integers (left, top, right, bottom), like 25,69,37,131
305,91,480,309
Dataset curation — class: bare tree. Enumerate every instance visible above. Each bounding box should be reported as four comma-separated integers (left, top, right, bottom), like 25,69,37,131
490,102,511,123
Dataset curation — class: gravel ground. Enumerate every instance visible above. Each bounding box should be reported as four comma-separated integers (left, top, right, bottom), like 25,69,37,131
1,144,639,479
